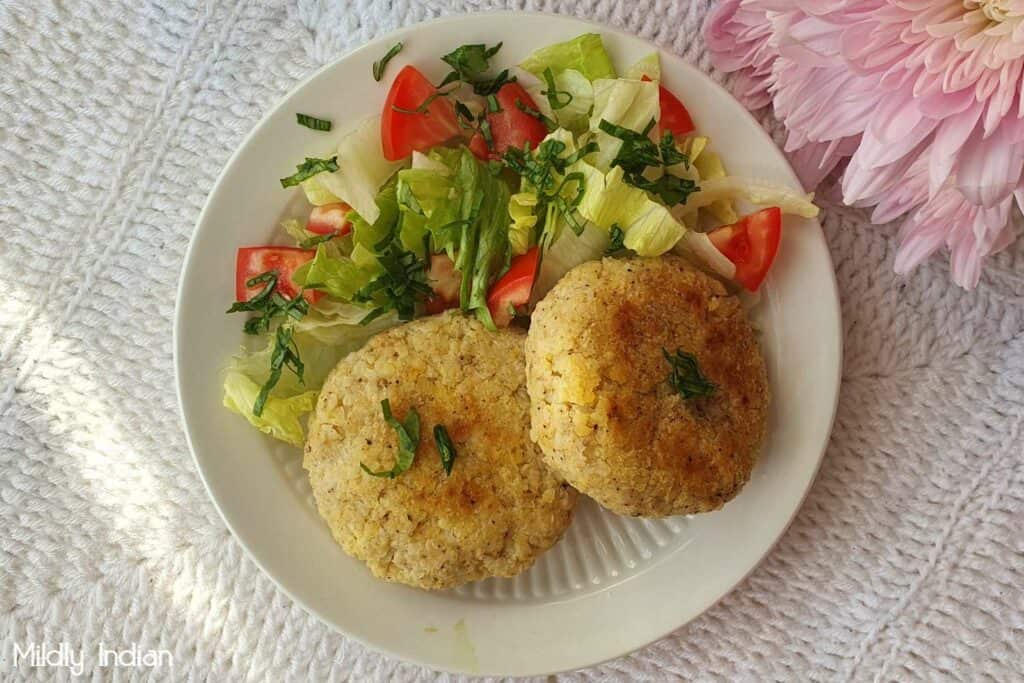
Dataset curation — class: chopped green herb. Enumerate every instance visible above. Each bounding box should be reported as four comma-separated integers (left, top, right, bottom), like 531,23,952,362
372,42,404,81
606,224,625,254
541,67,573,110
437,43,514,95
391,89,450,115
252,325,305,417
479,117,494,150
441,42,502,83
299,231,338,248
472,68,515,96
486,94,500,113
599,119,699,206
226,271,310,418
599,119,661,168
514,99,557,131
663,348,716,400
433,425,457,475
280,156,339,188
226,270,309,336
361,399,421,478
353,242,431,323
502,139,591,235
295,113,332,131
455,101,476,129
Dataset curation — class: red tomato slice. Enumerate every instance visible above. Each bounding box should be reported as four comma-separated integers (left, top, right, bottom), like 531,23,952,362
707,207,781,292
486,247,540,327
424,253,461,314
235,247,321,304
468,82,549,160
641,75,695,137
467,133,490,160
307,202,352,236
381,65,461,161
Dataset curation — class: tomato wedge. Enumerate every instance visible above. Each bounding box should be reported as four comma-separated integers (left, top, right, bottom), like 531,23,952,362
424,253,462,314
707,207,781,292
468,82,549,161
486,247,540,326
381,65,461,161
235,247,321,304
641,75,695,137
307,202,352,236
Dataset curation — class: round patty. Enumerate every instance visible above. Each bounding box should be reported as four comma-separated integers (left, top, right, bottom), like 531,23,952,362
304,311,577,590
526,256,768,517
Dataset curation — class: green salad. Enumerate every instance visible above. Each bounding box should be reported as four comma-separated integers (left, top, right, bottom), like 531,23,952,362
224,33,819,446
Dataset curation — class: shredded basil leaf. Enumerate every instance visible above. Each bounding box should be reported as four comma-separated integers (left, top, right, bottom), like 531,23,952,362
479,117,494,150
250,325,305,417
372,42,403,82
299,231,338,248
599,119,699,206
433,425,457,475
391,89,449,115
280,156,339,188
296,113,332,131
606,224,626,254
455,101,476,129
541,67,573,110
441,42,502,82
514,100,557,131
361,400,421,478
353,241,431,323
501,138,589,235
227,269,310,336
663,348,716,400
472,68,515,96
438,42,513,95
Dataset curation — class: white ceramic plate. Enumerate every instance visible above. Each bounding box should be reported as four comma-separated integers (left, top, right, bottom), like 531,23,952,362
175,12,841,677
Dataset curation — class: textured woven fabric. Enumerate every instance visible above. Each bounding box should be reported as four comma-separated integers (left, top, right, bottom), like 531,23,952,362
1,0,1022,680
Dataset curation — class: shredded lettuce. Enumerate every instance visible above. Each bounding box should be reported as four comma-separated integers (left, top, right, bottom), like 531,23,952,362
532,223,609,301
519,33,616,81
624,52,660,81
316,117,403,224
397,165,462,257
295,300,400,346
525,68,593,134
223,312,395,446
411,150,450,174
300,174,342,206
296,245,375,301
281,218,314,245
453,150,512,328
588,78,660,171
684,177,820,218
508,192,539,255
574,164,685,256
223,371,317,447
347,178,401,268
397,146,513,326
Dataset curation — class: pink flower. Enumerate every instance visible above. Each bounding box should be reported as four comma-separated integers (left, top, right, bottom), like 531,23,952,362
705,0,1024,288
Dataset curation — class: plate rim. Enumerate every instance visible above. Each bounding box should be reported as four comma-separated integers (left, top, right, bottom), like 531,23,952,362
174,9,843,676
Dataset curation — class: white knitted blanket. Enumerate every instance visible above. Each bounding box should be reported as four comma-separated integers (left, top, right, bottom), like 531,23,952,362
2,0,1022,680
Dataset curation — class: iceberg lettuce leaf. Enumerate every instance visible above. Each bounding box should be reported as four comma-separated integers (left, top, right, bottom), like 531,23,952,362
588,78,660,171
316,117,404,224
519,33,616,81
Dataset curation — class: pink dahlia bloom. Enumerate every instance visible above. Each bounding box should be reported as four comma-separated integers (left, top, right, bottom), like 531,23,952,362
705,0,1024,288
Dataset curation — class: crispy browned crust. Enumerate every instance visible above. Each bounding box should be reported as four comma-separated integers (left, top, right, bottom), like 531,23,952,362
526,256,769,517
304,311,577,590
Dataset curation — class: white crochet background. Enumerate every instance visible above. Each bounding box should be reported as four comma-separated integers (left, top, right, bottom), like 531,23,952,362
1,0,1022,680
